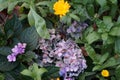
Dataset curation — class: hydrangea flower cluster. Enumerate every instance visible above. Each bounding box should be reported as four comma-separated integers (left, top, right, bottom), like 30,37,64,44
67,21,88,39
39,29,87,80
7,43,27,62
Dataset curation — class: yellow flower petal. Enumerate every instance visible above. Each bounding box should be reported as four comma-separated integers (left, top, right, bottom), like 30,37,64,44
53,0,70,18
101,70,109,77
56,78,60,80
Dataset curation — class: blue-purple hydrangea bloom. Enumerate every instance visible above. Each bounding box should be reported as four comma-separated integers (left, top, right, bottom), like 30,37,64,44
39,29,87,80
7,43,27,62
67,21,88,39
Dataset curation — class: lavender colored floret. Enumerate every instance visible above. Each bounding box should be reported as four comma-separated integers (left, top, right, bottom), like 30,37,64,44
67,21,88,39
12,43,26,55
7,54,16,62
7,43,27,62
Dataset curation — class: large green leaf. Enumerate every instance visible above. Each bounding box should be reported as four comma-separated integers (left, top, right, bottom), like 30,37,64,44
20,27,39,50
21,63,47,80
0,54,18,72
86,31,100,44
85,44,100,63
109,25,120,36
0,47,11,56
4,15,23,38
28,7,50,39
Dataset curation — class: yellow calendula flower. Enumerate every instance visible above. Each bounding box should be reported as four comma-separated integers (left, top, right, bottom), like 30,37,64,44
101,70,109,77
53,0,70,18
56,78,60,80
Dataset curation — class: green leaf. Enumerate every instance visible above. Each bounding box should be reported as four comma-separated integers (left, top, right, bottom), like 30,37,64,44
60,15,72,25
109,26,120,36
22,51,36,62
110,5,118,18
20,27,39,50
101,33,108,41
78,72,95,80
98,53,109,64
21,63,47,80
115,37,120,54
4,15,23,38
86,31,100,44
37,7,47,17
8,1,18,13
0,1,8,11
111,77,116,80
93,57,118,71
0,73,4,80
28,9,35,26
109,0,117,4
42,66,60,80
98,5,110,15
0,47,11,56
9,64,33,80
92,65,101,71
117,16,120,24
5,73,15,80
69,13,80,21
36,1,50,6
0,54,18,72
86,4,94,17
103,16,113,30
96,19,113,33
21,70,32,77
38,68,47,77
96,0,107,7
102,57,119,69
85,44,100,63
28,7,50,39
115,66,120,79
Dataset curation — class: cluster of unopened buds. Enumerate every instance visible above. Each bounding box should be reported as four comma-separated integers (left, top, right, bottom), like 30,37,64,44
39,29,87,80
7,43,27,62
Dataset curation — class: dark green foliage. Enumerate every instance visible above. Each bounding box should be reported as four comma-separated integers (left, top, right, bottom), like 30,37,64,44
4,64,33,80
19,27,39,50
0,0,120,80
42,66,60,80
4,15,23,38
0,54,18,72
0,47,11,56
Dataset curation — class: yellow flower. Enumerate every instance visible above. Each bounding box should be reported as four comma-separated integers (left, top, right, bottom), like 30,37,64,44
101,70,109,77
53,0,70,18
56,78,60,80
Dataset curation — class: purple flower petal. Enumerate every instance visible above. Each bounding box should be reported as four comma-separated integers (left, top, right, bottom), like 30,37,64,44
7,54,16,62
